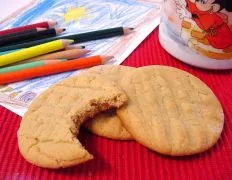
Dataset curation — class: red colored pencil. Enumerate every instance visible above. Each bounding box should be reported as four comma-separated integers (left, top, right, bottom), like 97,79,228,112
0,21,57,36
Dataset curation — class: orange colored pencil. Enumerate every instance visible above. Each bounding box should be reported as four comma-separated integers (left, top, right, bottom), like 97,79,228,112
0,55,113,84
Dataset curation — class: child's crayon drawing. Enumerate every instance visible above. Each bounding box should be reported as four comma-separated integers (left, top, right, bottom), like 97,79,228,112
0,0,161,116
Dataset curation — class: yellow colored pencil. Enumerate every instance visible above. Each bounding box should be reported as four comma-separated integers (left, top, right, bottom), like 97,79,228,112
0,39,73,67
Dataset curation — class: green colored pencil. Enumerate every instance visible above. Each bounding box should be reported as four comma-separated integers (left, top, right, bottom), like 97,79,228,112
0,27,133,52
0,59,66,74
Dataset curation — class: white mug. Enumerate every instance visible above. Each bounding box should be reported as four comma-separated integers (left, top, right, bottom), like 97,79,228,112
159,0,232,69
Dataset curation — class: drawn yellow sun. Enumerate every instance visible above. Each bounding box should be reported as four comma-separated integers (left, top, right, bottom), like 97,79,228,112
63,6,86,23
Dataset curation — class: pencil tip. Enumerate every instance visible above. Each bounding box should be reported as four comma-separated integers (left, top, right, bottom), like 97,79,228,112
56,28,66,34
37,27,47,31
101,55,114,63
69,39,75,44
85,49,91,53
48,20,57,27
123,27,134,35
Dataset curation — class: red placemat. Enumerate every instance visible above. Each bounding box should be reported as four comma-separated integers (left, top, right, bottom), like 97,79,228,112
1,28,232,180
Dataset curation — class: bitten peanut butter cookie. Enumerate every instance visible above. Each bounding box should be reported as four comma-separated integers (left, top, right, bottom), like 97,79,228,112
117,65,224,156
17,75,127,168
83,65,134,140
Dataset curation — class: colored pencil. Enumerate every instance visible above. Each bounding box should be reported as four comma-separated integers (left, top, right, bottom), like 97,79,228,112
0,55,113,84
0,29,46,54
0,39,73,67
0,28,46,38
13,49,90,65
0,27,134,52
65,45,85,50
0,20,57,36
66,27,133,43
0,45,85,56
28,49,90,61
0,28,65,46
0,59,66,73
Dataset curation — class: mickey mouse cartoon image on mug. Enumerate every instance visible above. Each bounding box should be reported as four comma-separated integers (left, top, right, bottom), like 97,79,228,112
159,0,232,69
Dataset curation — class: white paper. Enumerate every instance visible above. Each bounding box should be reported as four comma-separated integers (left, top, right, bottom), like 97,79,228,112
0,0,35,23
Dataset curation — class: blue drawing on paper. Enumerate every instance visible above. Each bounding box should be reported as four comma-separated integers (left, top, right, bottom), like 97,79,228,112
1,0,156,33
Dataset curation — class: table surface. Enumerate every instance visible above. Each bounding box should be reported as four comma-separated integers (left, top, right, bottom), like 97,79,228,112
1,28,232,180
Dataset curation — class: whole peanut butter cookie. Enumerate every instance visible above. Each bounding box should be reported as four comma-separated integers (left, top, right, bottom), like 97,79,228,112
84,65,134,140
117,65,224,156
17,74,128,168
